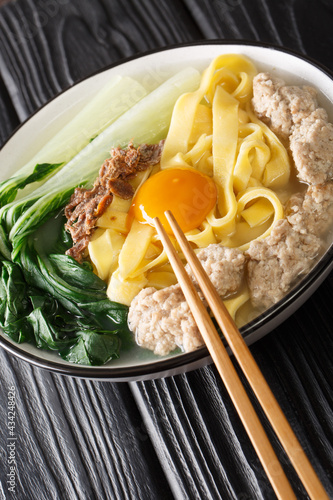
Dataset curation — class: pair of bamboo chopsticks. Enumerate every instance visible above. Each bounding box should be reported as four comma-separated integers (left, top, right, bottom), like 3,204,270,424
154,210,329,500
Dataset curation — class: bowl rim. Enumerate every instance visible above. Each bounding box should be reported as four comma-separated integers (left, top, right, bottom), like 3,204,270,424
0,39,332,380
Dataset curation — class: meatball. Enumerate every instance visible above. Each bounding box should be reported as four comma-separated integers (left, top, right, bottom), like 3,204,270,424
186,245,245,297
286,182,333,236
128,285,203,356
128,244,246,356
246,219,321,310
252,72,318,140
289,109,333,185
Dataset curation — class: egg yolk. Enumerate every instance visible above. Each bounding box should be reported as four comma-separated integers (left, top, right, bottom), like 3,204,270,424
129,168,217,234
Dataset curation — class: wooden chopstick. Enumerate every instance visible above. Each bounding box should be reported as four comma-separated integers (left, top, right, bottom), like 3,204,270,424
154,211,329,500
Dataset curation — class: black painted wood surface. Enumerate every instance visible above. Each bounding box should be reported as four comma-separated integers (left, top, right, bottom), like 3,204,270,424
0,1,332,499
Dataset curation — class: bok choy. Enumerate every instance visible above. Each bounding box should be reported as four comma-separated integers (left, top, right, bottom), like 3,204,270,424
7,67,200,259
0,76,148,206
0,66,201,365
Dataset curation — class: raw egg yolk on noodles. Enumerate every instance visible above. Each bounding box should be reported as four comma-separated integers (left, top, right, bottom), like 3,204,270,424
129,168,217,234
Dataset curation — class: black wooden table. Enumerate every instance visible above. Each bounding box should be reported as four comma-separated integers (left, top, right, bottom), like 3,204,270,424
0,1,332,499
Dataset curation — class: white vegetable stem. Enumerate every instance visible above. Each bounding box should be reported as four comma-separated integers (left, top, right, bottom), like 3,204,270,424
14,76,148,199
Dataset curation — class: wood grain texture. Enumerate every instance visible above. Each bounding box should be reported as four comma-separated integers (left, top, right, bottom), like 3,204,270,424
0,1,332,499
0,74,19,146
0,348,173,500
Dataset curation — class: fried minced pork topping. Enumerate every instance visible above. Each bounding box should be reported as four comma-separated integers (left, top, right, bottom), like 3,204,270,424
64,140,164,262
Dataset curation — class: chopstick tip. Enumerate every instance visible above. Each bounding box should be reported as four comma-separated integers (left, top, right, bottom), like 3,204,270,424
164,210,175,226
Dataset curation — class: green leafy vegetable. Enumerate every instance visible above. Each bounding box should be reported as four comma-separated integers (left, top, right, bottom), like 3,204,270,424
60,330,120,366
0,261,33,343
27,307,76,351
0,215,129,364
0,162,63,206
0,244,129,362
0,163,63,259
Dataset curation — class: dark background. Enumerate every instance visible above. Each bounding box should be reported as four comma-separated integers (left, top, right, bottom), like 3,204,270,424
0,1,332,499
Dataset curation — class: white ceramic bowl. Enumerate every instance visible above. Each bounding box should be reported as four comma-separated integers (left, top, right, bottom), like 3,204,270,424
1,41,332,381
